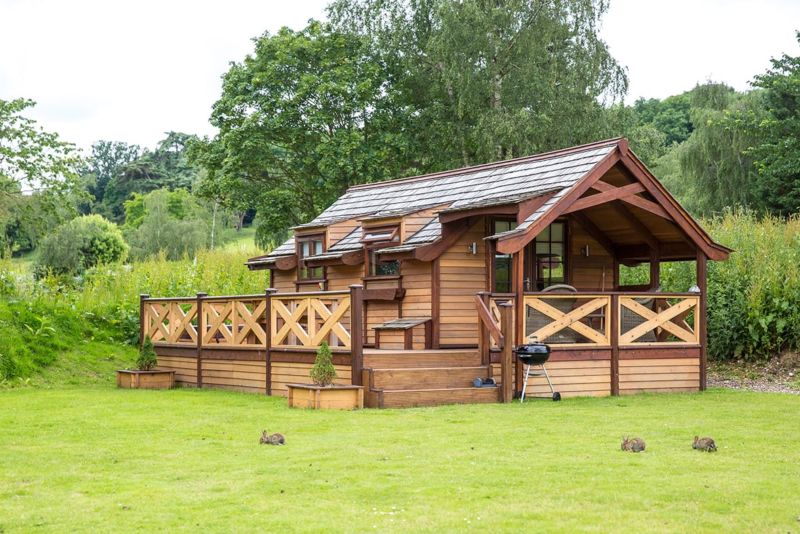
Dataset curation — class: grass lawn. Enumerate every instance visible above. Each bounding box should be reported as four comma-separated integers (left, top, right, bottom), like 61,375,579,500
1,387,798,532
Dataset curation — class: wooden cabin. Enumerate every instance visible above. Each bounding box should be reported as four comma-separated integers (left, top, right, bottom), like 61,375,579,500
145,138,730,407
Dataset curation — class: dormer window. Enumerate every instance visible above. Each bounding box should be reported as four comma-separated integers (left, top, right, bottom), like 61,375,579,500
362,225,400,277
297,234,324,280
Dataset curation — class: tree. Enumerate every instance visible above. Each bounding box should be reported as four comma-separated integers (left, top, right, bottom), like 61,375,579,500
0,98,84,253
82,140,141,205
329,0,627,167
36,215,128,276
193,21,414,246
747,33,800,214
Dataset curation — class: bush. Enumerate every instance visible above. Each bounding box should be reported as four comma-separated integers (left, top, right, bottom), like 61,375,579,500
310,342,337,386
36,215,128,276
137,336,157,371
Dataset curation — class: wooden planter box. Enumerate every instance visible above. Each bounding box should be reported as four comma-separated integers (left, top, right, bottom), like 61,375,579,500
286,384,364,410
116,369,175,390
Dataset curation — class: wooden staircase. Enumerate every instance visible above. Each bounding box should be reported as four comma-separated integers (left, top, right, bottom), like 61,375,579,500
362,349,500,408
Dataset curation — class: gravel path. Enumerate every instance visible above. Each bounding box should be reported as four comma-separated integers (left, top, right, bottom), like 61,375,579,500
708,376,800,395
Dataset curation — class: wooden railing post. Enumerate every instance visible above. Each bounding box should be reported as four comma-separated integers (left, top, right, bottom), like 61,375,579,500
265,288,278,395
477,291,491,366
196,292,207,388
139,294,149,347
610,293,619,396
350,284,364,386
697,251,708,391
498,302,514,403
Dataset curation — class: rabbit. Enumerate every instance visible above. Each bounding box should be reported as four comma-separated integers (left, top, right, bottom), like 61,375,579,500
621,436,646,452
259,430,285,445
692,436,717,452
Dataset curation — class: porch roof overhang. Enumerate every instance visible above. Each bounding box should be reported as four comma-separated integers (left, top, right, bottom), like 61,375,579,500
245,254,297,271
489,141,732,262
304,249,364,267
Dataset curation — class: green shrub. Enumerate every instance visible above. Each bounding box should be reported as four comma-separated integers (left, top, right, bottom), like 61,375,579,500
310,342,337,386
137,336,157,371
36,215,128,276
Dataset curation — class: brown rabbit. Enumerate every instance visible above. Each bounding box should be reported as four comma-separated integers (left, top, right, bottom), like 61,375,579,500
260,430,286,445
621,436,646,452
692,436,716,452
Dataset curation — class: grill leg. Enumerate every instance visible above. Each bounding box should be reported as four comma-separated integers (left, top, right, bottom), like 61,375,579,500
542,364,554,394
520,364,531,403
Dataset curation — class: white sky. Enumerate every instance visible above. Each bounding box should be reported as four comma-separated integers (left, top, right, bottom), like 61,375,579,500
1,0,799,152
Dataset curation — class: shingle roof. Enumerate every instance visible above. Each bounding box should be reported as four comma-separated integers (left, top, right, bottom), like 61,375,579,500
261,139,620,259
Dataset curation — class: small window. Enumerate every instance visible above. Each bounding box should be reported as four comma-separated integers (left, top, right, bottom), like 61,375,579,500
363,225,400,277
297,235,324,280
493,219,517,292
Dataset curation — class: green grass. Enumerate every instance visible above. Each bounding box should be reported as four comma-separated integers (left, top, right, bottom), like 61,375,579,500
1,388,798,532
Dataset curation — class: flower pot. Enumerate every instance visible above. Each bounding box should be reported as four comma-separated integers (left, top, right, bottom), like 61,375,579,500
116,369,175,390
286,383,364,410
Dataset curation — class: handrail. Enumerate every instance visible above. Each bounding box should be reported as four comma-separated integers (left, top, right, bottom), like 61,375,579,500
474,295,504,348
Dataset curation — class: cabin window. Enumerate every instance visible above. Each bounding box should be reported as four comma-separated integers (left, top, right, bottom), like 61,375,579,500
529,221,567,290
363,225,400,277
493,219,517,292
297,235,324,280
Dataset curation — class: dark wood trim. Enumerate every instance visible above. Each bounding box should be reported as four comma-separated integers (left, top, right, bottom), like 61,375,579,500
362,288,405,301
517,192,557,224
513,250,524,395
650,249,660,289
268,269,274,289
697,250,708,390
610,201,660,252
362,274,401,282
496,145,622,254
350,284,364,385
415,217,474,262
270,353,351,366
431,258,441,349
590,179,670,219
610,293,620,395
563,182,646,214
201,350,267,362
548,349,612,361
153,346,197,358
274,255,298,271
616,242,697,262
139,293,149,347
619,347,701,360
439,203,517,224
265,288,277,395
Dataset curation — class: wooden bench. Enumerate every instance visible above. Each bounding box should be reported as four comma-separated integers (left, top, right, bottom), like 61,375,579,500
373,317,433,350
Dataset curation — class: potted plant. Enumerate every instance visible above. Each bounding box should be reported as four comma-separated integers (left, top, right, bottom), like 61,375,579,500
116,336,175,389
286,342,363,409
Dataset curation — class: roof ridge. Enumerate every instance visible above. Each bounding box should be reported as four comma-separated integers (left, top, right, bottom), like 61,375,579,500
346,137,623,192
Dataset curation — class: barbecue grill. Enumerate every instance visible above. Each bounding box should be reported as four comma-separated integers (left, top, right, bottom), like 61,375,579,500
514,340,561,402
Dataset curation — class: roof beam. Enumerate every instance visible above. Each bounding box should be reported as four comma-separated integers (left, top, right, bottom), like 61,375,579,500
609,200,660,252
415,218,474,262
563,183,645,214
517,192,556,224
589,180,671,220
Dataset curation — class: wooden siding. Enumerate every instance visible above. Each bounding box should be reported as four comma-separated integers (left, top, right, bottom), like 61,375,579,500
273,268,297,292
491,358,611,398
439,218,486,346
271,362,352,397
619,357,700,394
156,355,197,386
328,264,362,290
202,358,267,394
328,218,359,245
569,217,615,291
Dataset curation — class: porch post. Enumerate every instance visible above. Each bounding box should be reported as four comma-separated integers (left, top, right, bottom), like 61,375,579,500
696,250,708,391
650,249,660,289
138,293,149,347
350,284,365,386
610,293,620,396
264,288,278,395
498,302,515,403
513,251,524,397
196,292,207,388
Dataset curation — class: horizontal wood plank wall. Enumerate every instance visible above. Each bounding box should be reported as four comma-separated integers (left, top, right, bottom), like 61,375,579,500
271,362,352,397
569,218,614,291
619,355,700,394
365,278,401,346
439,218,486,346
492,359,611,398
273,269,297,292
157,355,197,386
202,358,267,394
402,206,443,240
328,264,362,290
401,259,432,349
328,218,359,245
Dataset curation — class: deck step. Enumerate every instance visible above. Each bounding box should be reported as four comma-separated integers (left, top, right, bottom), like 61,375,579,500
369,366,491,390
363,349,481,369
379,386,500,408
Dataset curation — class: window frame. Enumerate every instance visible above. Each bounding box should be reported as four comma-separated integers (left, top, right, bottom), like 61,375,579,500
526,219,569,291
296,233,326,283
361,224,402,279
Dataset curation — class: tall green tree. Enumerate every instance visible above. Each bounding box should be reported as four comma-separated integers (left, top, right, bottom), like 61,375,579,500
193,21,415,247
748,33,800,214
83,140,141,205
0,98,84,253
329,0,627,168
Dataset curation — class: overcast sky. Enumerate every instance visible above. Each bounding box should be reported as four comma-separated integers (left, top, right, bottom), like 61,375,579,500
1,0,798,152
